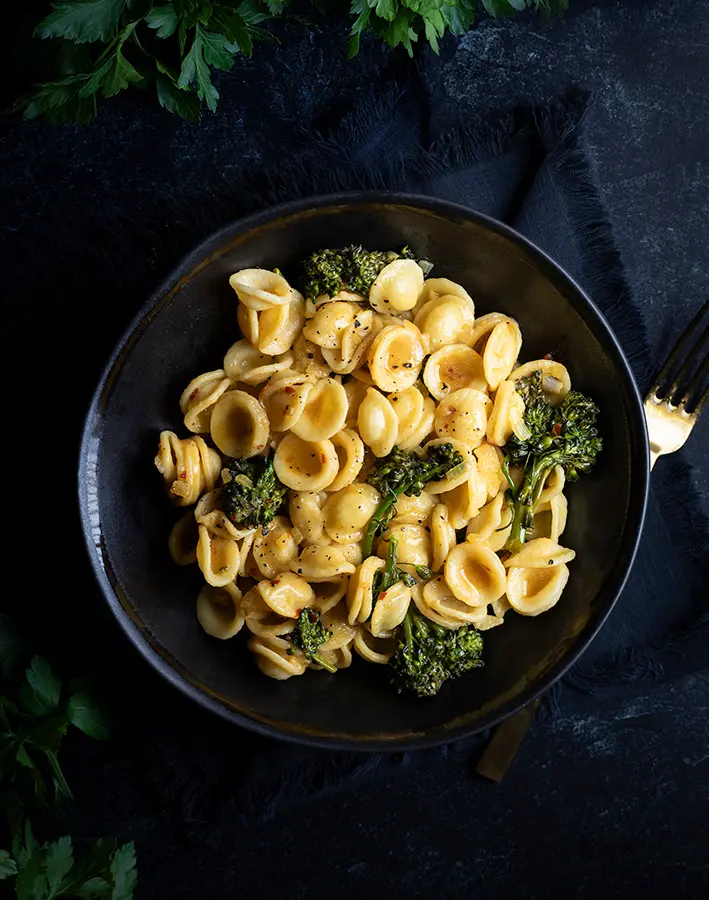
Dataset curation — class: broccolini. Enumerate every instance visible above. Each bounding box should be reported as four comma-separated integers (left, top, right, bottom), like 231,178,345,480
287,607,336,673
504,371,603,551
221,455,287,529
389,606,484,698
301,245,425,301
363,444,464,557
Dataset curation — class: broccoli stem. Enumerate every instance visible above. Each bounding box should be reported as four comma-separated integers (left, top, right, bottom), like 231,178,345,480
362,493,398,558
310,652,337,674
506,454,556,552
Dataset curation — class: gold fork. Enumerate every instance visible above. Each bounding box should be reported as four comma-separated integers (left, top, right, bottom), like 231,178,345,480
644,298,708,469
477,298,709,783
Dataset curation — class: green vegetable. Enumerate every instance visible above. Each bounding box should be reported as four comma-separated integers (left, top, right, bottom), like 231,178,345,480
221,455,287,529
363,444,464,557
301,245,410,301
16,1,568,123
287,608,336,673
389,606,483,697
504,371,603,552
371,537,418,609
0,616,137,899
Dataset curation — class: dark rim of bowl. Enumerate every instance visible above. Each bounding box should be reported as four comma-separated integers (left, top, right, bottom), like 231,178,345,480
78,191,650,752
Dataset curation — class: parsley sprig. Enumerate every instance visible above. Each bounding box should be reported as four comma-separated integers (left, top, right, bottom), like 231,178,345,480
15,0,569,123
0,616,137,899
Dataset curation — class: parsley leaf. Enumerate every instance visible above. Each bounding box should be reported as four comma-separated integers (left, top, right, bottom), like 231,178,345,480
178,25,222,112
145,5,178,38
36,0,129,44
0,849,18,879
25,657,62,713
44,836,74,895
110,843,138,900
67,692,110,741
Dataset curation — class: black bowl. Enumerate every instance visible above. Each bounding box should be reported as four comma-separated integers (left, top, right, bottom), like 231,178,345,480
78,193,649,750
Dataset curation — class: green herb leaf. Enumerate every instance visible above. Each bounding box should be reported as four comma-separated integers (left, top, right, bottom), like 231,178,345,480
155,75,202,122
79,46,142,99
67,693,110,741
178,26,219,112
44,748,74,801
19,78,98,125
110,843,137,900
45,836,74,895
36,0,129,44
200,29,239,70
25,657,62,713
145,5,179,37
0,849,18,879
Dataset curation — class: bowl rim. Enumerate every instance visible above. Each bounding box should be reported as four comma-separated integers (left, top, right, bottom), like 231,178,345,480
78,190,649,751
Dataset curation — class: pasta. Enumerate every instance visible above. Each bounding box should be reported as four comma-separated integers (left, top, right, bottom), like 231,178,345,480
153,249,601,692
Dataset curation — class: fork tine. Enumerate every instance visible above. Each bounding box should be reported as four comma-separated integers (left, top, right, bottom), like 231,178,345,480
680,351,709,416
667,324,709,405
652,299,709,398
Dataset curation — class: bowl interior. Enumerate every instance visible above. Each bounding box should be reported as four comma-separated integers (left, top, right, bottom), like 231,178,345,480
81,198,647,748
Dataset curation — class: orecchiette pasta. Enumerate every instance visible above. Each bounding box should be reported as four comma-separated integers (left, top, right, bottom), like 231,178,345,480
196,582,244,639
155,247,599,694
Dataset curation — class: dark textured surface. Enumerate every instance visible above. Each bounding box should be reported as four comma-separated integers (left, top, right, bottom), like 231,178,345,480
2,0,708,897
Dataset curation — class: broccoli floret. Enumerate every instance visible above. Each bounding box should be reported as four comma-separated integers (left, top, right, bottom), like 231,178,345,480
287,607,336,673
371,537,420,610
363,444,464,557
504,371,603,551
301,245,426,301
221,455,287,529
389,607,484,698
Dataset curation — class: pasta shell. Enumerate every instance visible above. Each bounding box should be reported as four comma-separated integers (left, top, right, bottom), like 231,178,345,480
229,268,293,311
243,588,296,639
291,332,332,378
347,557,386,624
418,277,475,313
343,377,370,427
486,380,526,446
465,312,514,353
386,385,424,446
430,504,456,572
288,491,325,544
154,431,220,507
535,492,568,543
466,492,513,551
371,581,411,637
510,359,571,403
444,537,506,606
180,370,232,433
210,389,270,458
256,572,315,617
291,377,348,441
168,512,199,565
194,489,256,541
414,295,475,353
503,537,576,568
506,563,570,615
223,339,293,385
423,344,486,401
273,433,339,490
328,428,365,491
377,523,432,568
252,517,300,579
391,492,437,526
311,578,349,613
302,300,360,349
443,465,488,529
473,442,507,501
196,524,240,587
353,624,398,664
259,373,314,433
258,295,306,356
537,465,566,507
237,303,260,346
357,388,398,458
368,325,425,392
398,396,436,451
420,577,489,627
291,544,356,582
482,320,523,390
434,387,491,449
320,604,358,651
196,582,244,639
369,259,424,313
323,483,380,544
248,633,308,679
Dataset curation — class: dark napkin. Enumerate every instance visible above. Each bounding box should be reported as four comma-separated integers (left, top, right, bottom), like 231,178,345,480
5,83,707,836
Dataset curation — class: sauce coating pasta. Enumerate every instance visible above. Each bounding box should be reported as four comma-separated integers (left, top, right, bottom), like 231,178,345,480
153,246,602,695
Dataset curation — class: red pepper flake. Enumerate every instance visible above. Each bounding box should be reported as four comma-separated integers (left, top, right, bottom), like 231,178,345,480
179,472,186,479
552,423,562,436
543,352,553,360
189,388,200,401
284,386,295,394
308,611,318,623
